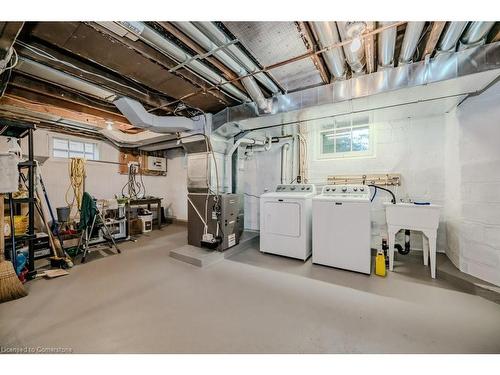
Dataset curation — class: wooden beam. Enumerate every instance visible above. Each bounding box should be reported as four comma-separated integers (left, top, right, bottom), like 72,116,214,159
15,41,176,111
0,95,134,131
158,22,248,94
0,22,24,58
422,22,446,59
298,22,330,84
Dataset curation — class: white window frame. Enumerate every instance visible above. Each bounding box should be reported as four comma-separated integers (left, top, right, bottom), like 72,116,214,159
314,116,375,160
52,136,100,161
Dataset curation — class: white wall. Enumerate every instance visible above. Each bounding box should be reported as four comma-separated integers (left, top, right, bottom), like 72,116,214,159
0,129,188,221
240,115,448,253
445,82,500,286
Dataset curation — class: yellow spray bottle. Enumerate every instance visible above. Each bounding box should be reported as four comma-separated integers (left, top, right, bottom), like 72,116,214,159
375,250,386,277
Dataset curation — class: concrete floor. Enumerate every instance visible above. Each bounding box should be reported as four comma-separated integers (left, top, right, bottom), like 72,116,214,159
1,224,500,353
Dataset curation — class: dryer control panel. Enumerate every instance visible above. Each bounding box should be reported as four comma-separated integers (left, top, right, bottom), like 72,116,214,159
321,184,369,198
275,184,316,193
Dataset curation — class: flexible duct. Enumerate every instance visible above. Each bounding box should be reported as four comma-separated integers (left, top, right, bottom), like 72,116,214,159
194,22,280,95
224,137,266,193
398,22,426,65
114,97,194,133
336,22,366,75
437,22,468,53
113,22,249,103
310,22,346,80
459,22,496,50
378,21,398,69
173,22,272,114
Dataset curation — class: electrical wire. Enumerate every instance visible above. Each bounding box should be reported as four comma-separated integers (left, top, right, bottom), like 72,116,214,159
368,184,396,204
1,47,18,72
65,158,86,219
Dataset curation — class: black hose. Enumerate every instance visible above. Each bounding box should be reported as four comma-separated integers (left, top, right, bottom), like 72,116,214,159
368,184,396,204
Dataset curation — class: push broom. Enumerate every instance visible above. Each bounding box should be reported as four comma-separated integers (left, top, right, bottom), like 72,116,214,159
0,193,28,303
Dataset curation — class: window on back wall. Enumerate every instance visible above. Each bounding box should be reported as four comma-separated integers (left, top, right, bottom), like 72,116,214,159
52,137,99,161
315,115,374,160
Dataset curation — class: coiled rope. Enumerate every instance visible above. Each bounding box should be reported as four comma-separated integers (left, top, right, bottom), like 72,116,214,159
65,158,86,219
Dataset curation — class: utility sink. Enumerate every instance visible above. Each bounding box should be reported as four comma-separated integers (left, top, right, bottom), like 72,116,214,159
384,202,441,230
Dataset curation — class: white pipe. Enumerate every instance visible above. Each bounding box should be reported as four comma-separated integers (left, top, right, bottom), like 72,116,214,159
399,22,426,64
224,137,266,193
280,143,290,184
310,22,346,80
115,22,249,103
378,21,398,69
194,22,280,95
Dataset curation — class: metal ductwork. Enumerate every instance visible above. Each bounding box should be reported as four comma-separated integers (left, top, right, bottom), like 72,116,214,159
459,22,496,50
212,41,500,137
378,21,398,69
15,57,118,101
172,22,272,114
398,22,426,65
194,22,280,95
114,97,195,133
437,22,468,54
103,22,249,103
336,22,366,75
310,22,346,80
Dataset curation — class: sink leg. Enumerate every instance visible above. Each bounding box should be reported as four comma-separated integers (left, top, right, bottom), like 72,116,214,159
422,233,429,266
423,230,437,279
387,225,398,272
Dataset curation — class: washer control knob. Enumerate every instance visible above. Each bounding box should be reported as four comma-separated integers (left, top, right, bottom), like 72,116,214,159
342,187,347,192
360,187,364,192
353,187,358,192
326,188,330,192
301,187,305,190
306,187,310,190
291,186,296,190
332,188,336,192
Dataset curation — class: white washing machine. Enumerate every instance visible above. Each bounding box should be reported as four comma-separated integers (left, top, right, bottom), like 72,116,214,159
312,184,371,274
260,184,317,260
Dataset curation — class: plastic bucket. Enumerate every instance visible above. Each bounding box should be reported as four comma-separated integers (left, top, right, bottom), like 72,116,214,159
56,206,71,222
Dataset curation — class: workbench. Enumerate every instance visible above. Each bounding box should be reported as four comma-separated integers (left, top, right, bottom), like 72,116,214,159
127,197,163,231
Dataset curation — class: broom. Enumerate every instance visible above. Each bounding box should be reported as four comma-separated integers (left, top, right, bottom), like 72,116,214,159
0,193,28,303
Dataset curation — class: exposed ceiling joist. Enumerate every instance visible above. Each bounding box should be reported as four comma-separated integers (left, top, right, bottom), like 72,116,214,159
299,22,330,84
422,22,447,59
0,94,134,131
0,22,24,58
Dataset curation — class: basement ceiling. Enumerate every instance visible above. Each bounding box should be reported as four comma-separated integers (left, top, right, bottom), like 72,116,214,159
0,21,499,136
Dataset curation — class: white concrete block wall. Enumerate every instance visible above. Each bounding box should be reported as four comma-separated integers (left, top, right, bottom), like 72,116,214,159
446,81,500,286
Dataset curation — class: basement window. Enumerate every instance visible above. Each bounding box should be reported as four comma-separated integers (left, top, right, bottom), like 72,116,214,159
52,137,99,161
316,116,374,159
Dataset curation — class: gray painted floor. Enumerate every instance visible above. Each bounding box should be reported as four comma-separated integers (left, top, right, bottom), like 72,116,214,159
1,225,500,353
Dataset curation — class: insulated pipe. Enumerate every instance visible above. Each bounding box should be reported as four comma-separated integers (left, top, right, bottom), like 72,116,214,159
398,22,426,65
459,22,496,49
115,22,249,103
336,21,366,75
437,22,468,53
310,22,346,80
378,21,398,69
173,22,272,113
280,143,290,184
224,137,266,193
194,22,280,95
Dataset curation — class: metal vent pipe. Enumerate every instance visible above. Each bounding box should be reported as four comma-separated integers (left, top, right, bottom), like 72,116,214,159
310,22,347,80
336,21,366,75
194,22,280,95
113,22,249,103
172,22,272,113
378,21,398,69
437,22,468,53
459,22,496,50
398,22,426,64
